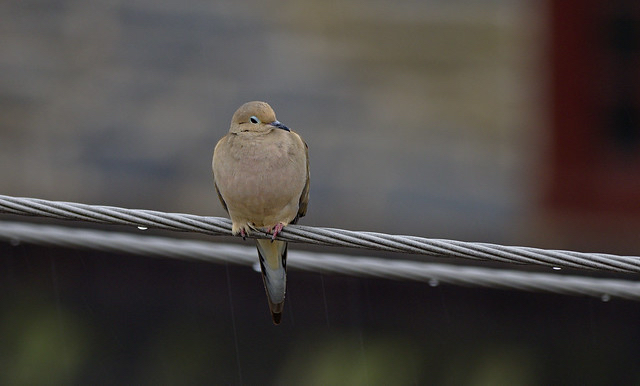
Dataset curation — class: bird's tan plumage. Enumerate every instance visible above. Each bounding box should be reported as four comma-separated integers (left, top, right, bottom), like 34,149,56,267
212,101,309,324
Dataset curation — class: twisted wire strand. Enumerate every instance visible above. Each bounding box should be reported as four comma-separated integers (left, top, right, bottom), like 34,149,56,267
1,220,638,301
1,194,640,273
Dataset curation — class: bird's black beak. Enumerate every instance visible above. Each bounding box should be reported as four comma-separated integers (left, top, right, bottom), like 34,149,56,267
269,120,290,132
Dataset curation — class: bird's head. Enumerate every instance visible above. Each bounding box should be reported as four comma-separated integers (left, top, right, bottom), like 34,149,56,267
229,101,290,134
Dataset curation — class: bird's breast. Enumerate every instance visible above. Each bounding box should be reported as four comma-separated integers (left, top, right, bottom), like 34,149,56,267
214,133,306,224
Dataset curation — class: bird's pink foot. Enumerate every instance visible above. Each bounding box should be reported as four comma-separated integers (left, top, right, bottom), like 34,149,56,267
240,229,246,240
270,223,284,241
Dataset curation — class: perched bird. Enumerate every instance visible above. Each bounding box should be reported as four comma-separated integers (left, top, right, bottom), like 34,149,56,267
212,101,309,324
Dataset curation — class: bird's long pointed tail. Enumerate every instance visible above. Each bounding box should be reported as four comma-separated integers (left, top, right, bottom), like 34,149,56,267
256,239,287,324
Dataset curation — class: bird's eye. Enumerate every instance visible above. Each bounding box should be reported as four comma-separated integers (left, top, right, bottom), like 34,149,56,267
249,116,260,124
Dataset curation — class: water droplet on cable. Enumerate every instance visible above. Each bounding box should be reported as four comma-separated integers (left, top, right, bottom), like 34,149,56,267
9,238,20,246
552,267,561,271
137,226,148,231
601,294,611,302
428,278,439,287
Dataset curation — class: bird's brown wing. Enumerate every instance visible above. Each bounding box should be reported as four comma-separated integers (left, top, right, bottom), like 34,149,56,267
214,181,229,214
293,140,310,224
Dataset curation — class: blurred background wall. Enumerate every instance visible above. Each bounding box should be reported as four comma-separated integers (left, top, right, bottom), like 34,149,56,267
0,0,544,242
1,0,640,384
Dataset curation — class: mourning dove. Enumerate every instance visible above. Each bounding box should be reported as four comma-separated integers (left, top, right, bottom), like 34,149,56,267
212,101,309,324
